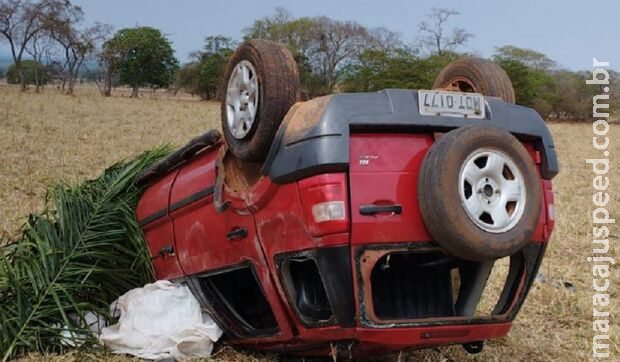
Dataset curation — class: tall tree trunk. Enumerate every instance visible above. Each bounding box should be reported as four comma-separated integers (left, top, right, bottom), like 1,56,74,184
65,65,75,95
17,62,27,92
34,63,40,93
103,76,112,97
66,74,73,95
131,85,139,98
67,79,74,95
103,64,113,97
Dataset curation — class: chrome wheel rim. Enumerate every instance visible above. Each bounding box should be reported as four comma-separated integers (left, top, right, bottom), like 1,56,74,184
458,148,526,233
226,60,259,139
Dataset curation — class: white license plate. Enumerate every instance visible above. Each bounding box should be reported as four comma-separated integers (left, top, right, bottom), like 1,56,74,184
418,90,486,119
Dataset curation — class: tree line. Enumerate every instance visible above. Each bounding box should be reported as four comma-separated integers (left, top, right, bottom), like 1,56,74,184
0,0,177,97
0,2,612,120
175,7,615,121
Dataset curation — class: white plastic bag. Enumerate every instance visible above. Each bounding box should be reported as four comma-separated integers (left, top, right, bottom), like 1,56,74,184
99,280,223,360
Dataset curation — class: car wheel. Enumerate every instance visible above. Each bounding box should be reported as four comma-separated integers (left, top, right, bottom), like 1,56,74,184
221,39,300,162
432,58,516,104
418,125,541,261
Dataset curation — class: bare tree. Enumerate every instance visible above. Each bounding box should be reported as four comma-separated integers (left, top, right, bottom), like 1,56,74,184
418,7,473,55
0,0,66,91
98,44,118,96
24,29,54,92
47,2,110,95
46,3,79,92
312,17,369,90
243,8,402,93
243,7,294,42
72,23,110,91
99,29,126,97
367,27,402,52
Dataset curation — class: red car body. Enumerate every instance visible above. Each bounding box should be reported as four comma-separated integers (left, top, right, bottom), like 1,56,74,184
136,90,557,357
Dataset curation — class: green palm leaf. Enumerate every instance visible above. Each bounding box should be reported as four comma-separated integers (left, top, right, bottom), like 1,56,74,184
0,147,171,360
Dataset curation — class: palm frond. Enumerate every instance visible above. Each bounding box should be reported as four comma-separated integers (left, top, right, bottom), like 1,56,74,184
0,147,171,361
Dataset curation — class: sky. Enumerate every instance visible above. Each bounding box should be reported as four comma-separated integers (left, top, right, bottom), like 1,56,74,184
2,0,619,71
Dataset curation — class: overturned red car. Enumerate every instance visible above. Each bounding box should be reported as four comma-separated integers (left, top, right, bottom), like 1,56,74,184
135,40,558,357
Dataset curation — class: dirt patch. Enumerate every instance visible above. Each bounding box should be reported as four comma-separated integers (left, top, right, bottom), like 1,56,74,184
282,95,332,146
223,150,263,193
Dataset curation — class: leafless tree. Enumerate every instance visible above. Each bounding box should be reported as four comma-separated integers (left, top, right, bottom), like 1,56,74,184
311,17,369,90
244,8,402,93
417,7,473,55
0,0,67,91
98,34,124,97
46,3,79,92
47,3,110,95
367,27,402,52
24,29,54,92
98,49,116,96
243,7,293,42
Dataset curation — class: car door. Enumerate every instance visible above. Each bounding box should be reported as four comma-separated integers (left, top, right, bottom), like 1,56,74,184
349,133,435,245
168,149,294,341
136,170,184,280
168,149,256,274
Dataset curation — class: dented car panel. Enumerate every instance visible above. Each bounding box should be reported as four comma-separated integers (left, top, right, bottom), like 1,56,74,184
137,91,557,357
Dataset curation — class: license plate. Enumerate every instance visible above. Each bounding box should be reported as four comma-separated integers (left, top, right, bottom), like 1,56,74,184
418,90,486,119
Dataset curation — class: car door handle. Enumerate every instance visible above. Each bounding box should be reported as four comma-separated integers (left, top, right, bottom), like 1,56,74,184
226,227,248,241
152,244,174,259
359,204,403,216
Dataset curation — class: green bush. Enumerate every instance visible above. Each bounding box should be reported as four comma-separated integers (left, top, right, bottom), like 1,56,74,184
176,36,234,100
6,60,47,86
341,49,460,93
494,59,555,117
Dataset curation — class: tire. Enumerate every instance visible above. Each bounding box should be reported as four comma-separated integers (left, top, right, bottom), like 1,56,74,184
418,125,541,261
221,39,300,161
432,58,516,104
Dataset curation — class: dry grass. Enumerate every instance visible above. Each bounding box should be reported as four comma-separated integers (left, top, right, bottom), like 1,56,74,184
0,84,220,236
1,85,618,361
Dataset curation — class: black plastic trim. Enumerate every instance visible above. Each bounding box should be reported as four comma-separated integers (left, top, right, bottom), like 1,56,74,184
226,227,248,240
275,245,355,328
355,241,546,328
263,90,559,183
138,209,167,227
139,185,215,227
169,185,215,212
360,204,403,216
136,129,221,187
186,263,280,339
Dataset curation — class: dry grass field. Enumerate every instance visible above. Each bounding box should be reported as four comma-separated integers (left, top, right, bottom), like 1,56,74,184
1,84,618,361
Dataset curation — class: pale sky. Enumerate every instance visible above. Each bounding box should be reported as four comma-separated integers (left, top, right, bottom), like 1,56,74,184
2,0,619,70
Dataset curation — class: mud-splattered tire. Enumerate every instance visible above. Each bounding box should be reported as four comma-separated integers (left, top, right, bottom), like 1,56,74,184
433,58,516,104
418,125,541,261
221,39,300,162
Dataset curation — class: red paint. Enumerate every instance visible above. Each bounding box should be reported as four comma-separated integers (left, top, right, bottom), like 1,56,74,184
137,131,554,356
169,151,217,206
136,171,176,221
349,134,434,244
543,180,555,236
136,171,184,279
524,144,551,242
355,323,512,349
